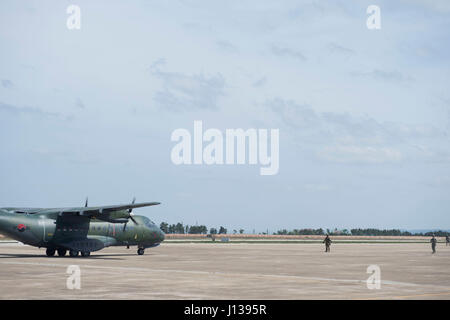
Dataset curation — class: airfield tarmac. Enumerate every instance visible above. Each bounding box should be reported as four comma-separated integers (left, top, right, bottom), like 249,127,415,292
0,242,449,300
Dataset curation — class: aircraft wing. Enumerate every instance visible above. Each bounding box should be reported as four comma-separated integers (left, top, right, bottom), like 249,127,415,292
59,202,161,215
53,202,161,224
4,201,160,223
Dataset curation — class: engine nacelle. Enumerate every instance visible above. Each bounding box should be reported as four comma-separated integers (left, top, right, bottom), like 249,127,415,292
96,210,130,223
108,210,130,220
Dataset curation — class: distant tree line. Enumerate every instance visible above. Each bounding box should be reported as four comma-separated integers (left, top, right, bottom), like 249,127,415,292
418,230,450,237
158,222,449,236
276,228,326,235
349,228,409,236
159,222,232,235
275,228,450,236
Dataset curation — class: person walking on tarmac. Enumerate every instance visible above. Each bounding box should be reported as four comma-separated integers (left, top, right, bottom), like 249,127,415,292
431,234,437,254
323,234,332,252
446,235,449,246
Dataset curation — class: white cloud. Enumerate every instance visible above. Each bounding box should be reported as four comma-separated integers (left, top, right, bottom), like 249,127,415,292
268,98,450,164
400,0,450,13
317,145,402,164
302,183,332,191
150,62,226,112
271,45,307,61
351,69,414,83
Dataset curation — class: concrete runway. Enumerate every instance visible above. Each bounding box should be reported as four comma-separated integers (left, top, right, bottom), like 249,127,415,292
0,242,449,299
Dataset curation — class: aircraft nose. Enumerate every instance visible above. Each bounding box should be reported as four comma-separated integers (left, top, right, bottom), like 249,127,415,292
159,230,165,242
150,226,165,242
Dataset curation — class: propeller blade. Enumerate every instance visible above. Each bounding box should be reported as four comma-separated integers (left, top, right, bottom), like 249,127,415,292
129,197,138,224
128,197,136,213
130,215,138,225
85,197,88,207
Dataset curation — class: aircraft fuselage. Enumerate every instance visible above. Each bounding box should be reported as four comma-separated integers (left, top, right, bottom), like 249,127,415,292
0,208,164,256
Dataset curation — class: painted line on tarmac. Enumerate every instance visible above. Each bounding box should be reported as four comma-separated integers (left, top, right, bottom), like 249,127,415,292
362,291,450,300
389,291,450,299
0,260,443,289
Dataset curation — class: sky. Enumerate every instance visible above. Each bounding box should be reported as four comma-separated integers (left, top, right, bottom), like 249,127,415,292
0,0,449,232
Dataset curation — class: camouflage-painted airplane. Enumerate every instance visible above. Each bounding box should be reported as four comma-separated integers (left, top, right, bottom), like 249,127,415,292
0,199,164,257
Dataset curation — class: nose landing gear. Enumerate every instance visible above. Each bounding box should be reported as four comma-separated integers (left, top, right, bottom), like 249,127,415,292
137,248,145,255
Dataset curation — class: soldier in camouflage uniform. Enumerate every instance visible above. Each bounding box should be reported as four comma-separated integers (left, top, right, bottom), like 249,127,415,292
323,235,332,252
430,235,437,254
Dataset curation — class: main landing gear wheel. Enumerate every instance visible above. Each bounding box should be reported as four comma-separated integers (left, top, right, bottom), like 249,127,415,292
69,250,79,257
137,248,145,255
80,251,91,257
57,248,67,257
46,248,55,257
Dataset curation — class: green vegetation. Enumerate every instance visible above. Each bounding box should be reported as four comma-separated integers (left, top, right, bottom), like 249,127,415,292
276,228,325,235
277,228,450,236
159,222,450,237
159,222,227,234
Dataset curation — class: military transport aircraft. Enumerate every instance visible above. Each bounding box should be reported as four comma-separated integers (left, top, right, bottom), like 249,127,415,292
0,199,164,257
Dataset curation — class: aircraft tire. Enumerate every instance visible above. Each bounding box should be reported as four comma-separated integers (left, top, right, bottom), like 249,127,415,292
57,248,67,257
137,248,145,255
80,251,90,257
46,248,56,257
69,250,79,257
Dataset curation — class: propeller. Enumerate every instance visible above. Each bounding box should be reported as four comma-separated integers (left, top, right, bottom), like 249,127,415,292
85,197,88,207
129,197,136,213
128,197,138,224
123,197,138,231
